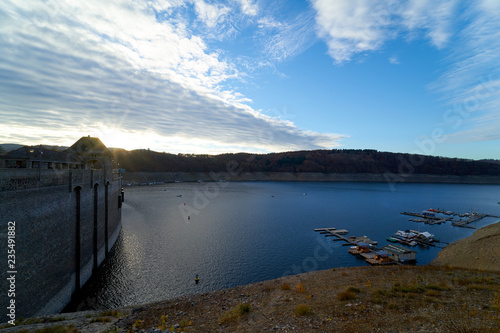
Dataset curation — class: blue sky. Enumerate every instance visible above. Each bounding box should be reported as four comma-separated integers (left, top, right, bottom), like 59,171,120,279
1,0,499,159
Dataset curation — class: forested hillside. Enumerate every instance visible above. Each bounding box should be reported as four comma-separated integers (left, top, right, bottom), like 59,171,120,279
111,148,500,176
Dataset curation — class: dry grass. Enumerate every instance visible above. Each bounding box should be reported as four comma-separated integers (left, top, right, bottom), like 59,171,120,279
279,283,291,290
294,304,311,316
218,303,251,325
7,266,500,333
105,265,499,332
296,282,306,293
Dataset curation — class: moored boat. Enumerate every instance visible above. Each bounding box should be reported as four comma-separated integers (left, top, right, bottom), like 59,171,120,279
393,230,418,246
410,230,435,242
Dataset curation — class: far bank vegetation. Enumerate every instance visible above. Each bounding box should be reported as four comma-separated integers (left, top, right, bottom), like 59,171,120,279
112,148,500,175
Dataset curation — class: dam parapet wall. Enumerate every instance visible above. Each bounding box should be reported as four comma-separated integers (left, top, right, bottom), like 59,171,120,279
0,138,123,319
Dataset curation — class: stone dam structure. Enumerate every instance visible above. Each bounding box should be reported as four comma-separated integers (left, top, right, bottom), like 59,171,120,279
0,137,123,318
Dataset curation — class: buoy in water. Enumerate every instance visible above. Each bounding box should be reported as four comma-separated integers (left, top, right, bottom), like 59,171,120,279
195,274,199,284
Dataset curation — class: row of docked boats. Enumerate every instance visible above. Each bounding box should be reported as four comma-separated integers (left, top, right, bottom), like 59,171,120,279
387,229,435,247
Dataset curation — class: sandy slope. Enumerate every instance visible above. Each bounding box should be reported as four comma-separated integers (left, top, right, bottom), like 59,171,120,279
431,221,500,272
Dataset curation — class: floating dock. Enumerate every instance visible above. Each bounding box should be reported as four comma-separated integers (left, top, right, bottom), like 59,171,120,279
314,228,377,246
314,228,394,265
402,209,499,227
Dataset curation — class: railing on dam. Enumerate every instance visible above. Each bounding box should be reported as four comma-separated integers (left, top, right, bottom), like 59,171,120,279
0,168,122,191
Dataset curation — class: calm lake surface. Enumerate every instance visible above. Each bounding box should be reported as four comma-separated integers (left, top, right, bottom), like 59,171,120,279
66,181,500,311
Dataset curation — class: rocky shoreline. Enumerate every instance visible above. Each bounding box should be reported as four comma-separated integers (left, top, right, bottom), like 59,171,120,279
122,171,500,186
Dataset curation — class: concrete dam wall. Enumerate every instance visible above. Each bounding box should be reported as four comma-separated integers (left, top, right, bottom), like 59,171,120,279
0,168,123,318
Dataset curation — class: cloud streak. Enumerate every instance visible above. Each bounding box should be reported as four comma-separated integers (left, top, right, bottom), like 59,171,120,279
310,0,458,63
258,9,317,62
431,1,500,144
0,0,345,153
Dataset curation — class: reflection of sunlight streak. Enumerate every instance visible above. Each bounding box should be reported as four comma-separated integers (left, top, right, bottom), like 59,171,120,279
122,201,151,275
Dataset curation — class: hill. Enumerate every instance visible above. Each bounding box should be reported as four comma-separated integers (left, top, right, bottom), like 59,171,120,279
431,221,500,272
112,148,500,176
0,144,23,153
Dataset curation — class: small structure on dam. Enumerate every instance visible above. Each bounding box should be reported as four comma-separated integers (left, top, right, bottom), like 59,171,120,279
0,136,123,318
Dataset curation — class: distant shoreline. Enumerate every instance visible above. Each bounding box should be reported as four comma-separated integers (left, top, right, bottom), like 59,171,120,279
122,171,500,185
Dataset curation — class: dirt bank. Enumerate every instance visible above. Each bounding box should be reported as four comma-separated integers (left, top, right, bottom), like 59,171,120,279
2,265,499,333
122,171,500,185
431,221,500,272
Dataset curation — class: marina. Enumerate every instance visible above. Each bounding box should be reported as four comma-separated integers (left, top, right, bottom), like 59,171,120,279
402,208,500,228
315,206,499,266
314,228,402,265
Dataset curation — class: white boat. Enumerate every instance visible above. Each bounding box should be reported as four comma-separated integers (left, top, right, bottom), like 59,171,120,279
410,230,435,241
394,230,418,246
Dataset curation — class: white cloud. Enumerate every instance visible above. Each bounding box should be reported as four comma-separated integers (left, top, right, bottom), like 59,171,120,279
311,0,396,63
389,56,400,65
193,0,229,28
401,0,458,48
0,0,345,153
310,0,458,63
432,1,500,144
258,10,317,62
148,0,187,13
238,0,258,16
257,16,283,29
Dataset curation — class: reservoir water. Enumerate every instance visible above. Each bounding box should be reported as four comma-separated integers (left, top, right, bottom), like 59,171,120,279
65,181,500,312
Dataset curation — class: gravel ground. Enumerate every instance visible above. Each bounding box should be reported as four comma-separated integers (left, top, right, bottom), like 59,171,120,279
2,222,500,333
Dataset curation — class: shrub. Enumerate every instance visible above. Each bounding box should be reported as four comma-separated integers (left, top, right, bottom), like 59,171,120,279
426,290,440,297
99,310,122,318
296,282,306,293
280,283,291,290
338,290,356,301
238,303,251,315
219,303,251,325
347,286,361,293
492,291,500,311
90,317,111,323
158,315,167,331
426,284,451,291
295,304,311,316
179,318,192,327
